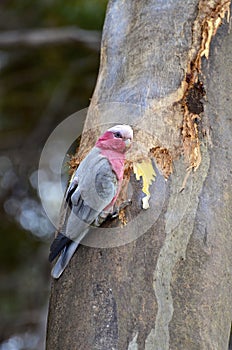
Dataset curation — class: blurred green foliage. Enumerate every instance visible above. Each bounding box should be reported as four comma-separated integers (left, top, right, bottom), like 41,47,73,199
0,0,108,146
0,0,108,344
1,0,108,29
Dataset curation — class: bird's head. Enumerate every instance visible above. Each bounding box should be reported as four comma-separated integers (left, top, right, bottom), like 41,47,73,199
96,124,133,153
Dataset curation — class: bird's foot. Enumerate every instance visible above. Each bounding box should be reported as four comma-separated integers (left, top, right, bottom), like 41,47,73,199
110,199,132,219
93,200,132,227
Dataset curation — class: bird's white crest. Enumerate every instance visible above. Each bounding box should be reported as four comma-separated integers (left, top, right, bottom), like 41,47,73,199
108,124,133,140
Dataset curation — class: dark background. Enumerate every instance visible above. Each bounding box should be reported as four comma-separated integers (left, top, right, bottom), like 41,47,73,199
0,1,107,348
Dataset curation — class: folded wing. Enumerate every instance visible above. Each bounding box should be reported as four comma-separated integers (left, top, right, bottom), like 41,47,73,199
49,147,118,278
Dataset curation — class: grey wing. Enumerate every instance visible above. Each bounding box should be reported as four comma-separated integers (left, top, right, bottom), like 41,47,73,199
56,148,118,242
50,182,98,279
49,180,78,263
74,148,118,213
94,161,118,205
66,155,118,240
50,150,117,279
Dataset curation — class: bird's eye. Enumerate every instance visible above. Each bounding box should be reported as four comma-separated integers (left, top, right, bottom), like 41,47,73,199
114,132,122,138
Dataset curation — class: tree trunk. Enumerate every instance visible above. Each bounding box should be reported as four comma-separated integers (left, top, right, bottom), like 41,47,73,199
46,1,232,349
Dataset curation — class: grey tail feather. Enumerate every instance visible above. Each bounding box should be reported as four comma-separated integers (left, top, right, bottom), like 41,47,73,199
51,241,79,279
51,229,89,279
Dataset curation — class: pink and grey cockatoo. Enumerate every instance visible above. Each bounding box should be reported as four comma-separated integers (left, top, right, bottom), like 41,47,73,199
49,124,133,278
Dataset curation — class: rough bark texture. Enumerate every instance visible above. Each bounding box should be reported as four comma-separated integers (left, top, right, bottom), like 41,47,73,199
46,1,232,349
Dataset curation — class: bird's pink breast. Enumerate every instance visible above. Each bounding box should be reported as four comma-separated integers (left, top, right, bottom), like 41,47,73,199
99,149,125,181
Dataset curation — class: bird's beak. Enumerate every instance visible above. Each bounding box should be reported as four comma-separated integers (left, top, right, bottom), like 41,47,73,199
125,138,132,148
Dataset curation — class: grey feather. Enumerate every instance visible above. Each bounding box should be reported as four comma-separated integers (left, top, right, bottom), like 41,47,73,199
50,147,118,278
51,230,87,279
73,147,117,211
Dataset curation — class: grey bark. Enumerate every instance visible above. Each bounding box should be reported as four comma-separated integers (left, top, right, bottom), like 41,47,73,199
46,1,232,349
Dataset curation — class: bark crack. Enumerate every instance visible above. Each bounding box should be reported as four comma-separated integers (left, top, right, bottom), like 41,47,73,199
180,0,231,171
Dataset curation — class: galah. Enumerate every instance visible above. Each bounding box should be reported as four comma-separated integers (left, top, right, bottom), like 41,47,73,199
49,124,133,279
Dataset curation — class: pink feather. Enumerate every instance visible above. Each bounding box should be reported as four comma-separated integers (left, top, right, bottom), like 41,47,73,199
95,125,133,210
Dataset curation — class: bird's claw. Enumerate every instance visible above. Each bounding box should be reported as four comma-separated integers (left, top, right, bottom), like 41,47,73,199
93,200,132,226
110,199,132,219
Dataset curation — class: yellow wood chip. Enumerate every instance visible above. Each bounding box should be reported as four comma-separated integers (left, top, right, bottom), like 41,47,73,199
133,159,156,209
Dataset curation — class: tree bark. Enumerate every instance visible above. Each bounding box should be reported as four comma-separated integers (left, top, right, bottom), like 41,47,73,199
46,1,232,349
